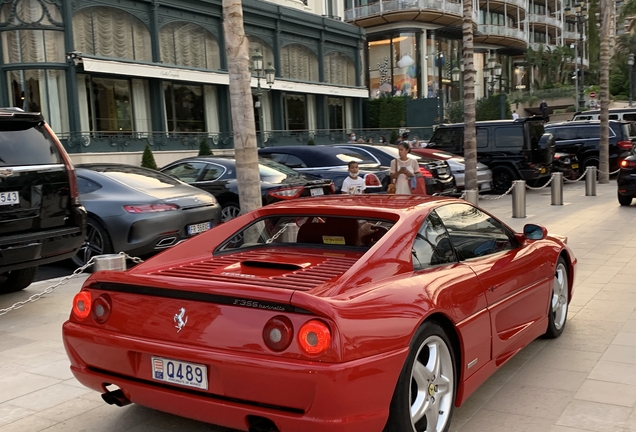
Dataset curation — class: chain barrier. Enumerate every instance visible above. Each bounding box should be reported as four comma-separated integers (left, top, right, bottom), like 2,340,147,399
525,174,555,191
597,168,621,176
0,252,143,317
564,169,589,183
478,182,516,200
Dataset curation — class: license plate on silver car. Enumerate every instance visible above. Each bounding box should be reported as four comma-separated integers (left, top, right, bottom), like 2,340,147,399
151,357,208,390
188,222,211,235
0,191,19,206
310,188,324,196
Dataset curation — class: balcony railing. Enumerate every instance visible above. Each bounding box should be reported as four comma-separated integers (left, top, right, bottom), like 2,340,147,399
477,24,526,41
501,0,527,11
345,0,473,21
563,30,579,40
528,13,562,28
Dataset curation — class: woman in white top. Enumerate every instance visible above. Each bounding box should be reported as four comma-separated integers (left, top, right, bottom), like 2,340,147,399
390,142,419,194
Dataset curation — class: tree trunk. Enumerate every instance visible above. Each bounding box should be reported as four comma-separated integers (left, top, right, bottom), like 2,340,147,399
463,0,477,191
222,0,262,220
599,0,611,183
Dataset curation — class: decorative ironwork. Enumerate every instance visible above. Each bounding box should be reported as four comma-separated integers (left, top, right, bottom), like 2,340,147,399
0,0,64,29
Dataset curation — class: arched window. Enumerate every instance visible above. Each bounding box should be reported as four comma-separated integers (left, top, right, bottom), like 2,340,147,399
160,22,220,69
73,7,151,61
325,52,355,86
281,44,318,82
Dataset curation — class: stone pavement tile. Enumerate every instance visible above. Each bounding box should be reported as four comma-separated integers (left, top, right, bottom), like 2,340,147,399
569,308,633,325
9,323,66,343
454,409,554,432
631,311,636,320
582,299,636,313
602,283,636,294
623,320,636,333
594,291,636,302
569,288,601,307
483,383,572,420
0,415,58,432
0,341,64,361
34,395,104,423
27,358,74,380
600,345,636,364
549,427,597,432
589,361,636,385
8,382,91,411
610,274,636,285
0,372,60,404
556,400,632,432
61,377,87,389
612,331,636,347
0,332,39,352
507,362,588,392
524,347,603,374
38,404,162,432
0,404,36,427
9,351,68,368
453,378,507,424
574,379,636,408
134,407,236,432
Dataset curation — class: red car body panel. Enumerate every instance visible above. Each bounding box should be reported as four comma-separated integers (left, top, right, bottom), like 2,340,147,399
62,195,576,432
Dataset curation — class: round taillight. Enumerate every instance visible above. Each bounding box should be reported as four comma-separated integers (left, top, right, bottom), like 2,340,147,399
92,294,112,324
263,316,294,352
72,291,92,320
297,319,331,356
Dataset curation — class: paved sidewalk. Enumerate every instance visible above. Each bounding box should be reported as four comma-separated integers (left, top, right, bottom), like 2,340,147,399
0,181,635,432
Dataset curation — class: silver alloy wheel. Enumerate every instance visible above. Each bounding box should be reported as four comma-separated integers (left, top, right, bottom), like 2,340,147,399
221,205,241,222
74,223,105,266
409,335,454,431
552,262,569,330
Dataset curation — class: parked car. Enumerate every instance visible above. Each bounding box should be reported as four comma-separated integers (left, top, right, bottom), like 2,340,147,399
258,145,389,193
161,156,334,221
334,143,456,195
410,147,493,193
63,194,576,432
544,120,636,173
427,117,555,193
572,107,636,122
0,109,86,293
72,164,221,266
617,155,636,205
552,152,580,181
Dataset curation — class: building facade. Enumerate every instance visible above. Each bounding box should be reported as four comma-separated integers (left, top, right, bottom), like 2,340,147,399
344,0,589,102
0,0,367,160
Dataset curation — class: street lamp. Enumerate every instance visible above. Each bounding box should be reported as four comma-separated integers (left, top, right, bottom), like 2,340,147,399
629,53,634,107
484,56,502,97
252,51,275,147
566,1,587,109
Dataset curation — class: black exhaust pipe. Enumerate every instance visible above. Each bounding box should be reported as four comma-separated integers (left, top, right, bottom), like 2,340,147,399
101,389,131,407
247,415,280,432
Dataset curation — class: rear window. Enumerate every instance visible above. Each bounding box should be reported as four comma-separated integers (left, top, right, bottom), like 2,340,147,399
217,215,395,252
0,123,62,166
96,166,183,189
546,125,603,140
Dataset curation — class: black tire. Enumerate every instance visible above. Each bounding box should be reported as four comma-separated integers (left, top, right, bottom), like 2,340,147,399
491,166,517,194
544,257,569,339
221,202,241,223
71,217,113,268
618,192,633,206
0,267,38,294
385,321,457,432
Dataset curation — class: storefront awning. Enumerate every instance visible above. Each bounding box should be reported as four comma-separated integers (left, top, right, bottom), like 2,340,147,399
80,58,369,98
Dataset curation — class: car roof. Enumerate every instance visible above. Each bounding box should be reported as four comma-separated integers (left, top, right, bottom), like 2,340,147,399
573,108,636,115
435,116,544,128
263,194,455,214
259,145,375,166
545,120,625,127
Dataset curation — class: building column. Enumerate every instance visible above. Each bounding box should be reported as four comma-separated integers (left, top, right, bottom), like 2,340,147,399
149,1,166,133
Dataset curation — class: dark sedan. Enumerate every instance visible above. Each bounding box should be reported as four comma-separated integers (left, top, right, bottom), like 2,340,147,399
617,155,636,206
334,143,456,195
160,156,334,221
258,145,389,193
73,164,221,266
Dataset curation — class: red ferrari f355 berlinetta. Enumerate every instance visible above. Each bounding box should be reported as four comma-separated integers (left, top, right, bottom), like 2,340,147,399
62,195,576,432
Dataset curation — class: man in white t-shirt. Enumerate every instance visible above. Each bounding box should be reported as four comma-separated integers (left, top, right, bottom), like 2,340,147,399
512,110,519,120
341,161,366,194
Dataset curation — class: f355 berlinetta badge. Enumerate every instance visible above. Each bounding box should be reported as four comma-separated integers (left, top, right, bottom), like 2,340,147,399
174,308,188,333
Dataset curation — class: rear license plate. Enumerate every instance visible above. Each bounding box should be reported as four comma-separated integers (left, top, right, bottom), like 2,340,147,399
571,164,579,169
0,191,19,206
437,168,447,175
310,188,324,196
151,357,208,390
188,221,211,235
480,182,491,191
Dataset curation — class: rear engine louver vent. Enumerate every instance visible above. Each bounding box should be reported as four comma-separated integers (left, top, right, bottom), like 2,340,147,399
150,251,358,291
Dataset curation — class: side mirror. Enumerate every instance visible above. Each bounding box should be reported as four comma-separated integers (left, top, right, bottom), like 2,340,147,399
523,224,547,240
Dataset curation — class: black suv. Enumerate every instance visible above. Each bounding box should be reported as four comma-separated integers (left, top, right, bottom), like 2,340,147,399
427,118,555,193
544,120,635,173
0,110,86,293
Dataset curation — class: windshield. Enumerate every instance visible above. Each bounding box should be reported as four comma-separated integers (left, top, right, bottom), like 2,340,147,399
217,215,395,252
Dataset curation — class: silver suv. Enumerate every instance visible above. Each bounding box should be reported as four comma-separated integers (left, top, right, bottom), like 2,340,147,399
0,109,86,293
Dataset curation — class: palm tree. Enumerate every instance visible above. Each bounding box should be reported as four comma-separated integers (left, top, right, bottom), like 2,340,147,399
598,0,611,184
222,0,262,228
462,0,477,192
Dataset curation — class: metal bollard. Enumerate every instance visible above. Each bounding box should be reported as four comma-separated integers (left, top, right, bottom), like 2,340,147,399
464,189,479,206
512,180,526,218
551,172,563,205
93,254,127,272
585,166,597,196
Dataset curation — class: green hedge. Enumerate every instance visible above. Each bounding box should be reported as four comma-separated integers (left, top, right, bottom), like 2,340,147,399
367,96,407,128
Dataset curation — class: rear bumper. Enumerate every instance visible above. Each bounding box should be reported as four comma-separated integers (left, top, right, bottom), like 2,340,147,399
617,173,636,196
0,207,86,273
63,321,407,432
